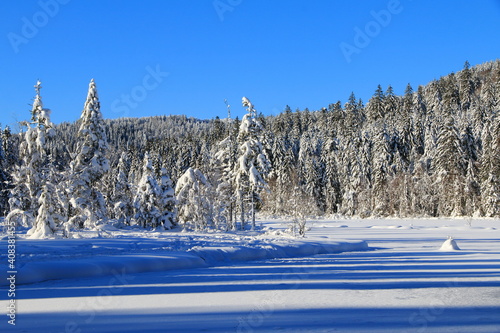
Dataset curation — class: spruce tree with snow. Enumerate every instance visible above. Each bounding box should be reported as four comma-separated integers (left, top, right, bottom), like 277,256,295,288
0,133,8,217
8,81,57,235
175,167,213,231
434,115,465,216
480,115,500,217
371,124,392,216
158,166,176,229
68,79,110,230
298,133,325,212
134,152,160,228
112,152,134,225
0,125,18,218
28,184,57,238
214,118,238,230
133,152,176,229
397,84,415,167
459,61,474,112
263,135,295,216
233,97,270,230
367,85,385,123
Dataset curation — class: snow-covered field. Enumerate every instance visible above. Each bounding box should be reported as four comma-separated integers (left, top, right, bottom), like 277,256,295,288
1,218,500,332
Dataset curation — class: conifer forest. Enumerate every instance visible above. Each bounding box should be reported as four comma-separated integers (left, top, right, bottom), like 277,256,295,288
1,60,499,238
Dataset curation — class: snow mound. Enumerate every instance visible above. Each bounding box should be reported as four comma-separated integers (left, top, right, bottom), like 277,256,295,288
439,237,461,251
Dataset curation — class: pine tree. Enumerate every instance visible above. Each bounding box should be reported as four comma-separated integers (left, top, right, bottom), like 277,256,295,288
233,97,270,229
0,133,8,217
321,137,341,214
133,152,161,228
8,81,57,236
157,165,176,229
133,152,176,229
175,167,213,231
68,79,110,229
112,152,134,225
367,85,385,123
411,86,427,163
434,116,465,216
398,83,414,167
262,134,294,216
298,133,325,213
384,85,399,129
459,61,474,112
371,124,392,216
213,122,238,230
29,183,57,238
480,115,500,217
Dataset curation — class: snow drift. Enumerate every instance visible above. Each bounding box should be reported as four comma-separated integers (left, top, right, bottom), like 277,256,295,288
1,240,369,286
439,237,461,251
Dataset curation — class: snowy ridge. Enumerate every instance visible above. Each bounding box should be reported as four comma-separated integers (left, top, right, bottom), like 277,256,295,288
0,239,368,286
189,240,368,264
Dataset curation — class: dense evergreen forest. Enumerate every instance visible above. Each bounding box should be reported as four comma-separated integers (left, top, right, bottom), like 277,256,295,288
1,60,499,238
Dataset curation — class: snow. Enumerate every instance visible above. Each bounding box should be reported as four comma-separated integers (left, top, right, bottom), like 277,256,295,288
1,218,500,332
439,237,461,251
0,227,368,286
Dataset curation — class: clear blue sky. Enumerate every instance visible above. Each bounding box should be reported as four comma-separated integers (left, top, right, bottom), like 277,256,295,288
1,0,500,130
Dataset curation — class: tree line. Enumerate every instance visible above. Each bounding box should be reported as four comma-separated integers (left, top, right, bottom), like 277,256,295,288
0,60,499,238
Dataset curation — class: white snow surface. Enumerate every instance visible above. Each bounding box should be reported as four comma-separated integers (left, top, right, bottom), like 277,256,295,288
0,226,367,286
439,237,461,251
1,217,500,332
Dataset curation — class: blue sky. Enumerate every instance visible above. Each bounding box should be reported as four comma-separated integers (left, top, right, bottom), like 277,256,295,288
1,0,500,130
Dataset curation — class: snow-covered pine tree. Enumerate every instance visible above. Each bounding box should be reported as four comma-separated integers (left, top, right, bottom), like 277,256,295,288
112,152,134,225
366,85,385,123
371,123,392,216
134,152,159,227
434,115,465,216
475,80,494,138
233,97,270,229
442,74,461,117
384,85,400,131
298,132,325,213
29,183,57,238
458,61,474,112
398,83,414,168
7,81,57,237
423,80,442,164
479,115,500,217
265,134,295,215
460,123,480,215
1,126,16,217
175,167,213,231
133,152,176,229
133,152,159,228
1,127,17,178
68,79,110,230
338,131,367,216
213,119,238,230
158,166,176,229
0,133,8,217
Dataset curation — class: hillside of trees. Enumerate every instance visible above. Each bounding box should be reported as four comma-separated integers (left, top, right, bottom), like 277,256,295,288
0,60,499,238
